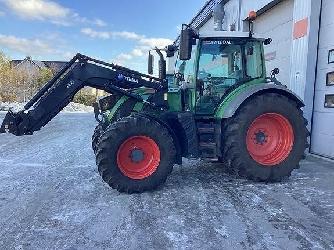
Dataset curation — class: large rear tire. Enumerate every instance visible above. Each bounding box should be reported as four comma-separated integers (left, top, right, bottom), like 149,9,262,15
96,115,176,193
222,93,309,182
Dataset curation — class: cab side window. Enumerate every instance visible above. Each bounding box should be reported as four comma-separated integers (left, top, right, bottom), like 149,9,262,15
245,42,263,78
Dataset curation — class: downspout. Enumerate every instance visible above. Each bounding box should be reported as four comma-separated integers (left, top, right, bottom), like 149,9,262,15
238,0,242,31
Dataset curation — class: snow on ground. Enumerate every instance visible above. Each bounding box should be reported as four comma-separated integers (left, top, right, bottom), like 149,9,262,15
0,113,333,249
0,102,93,113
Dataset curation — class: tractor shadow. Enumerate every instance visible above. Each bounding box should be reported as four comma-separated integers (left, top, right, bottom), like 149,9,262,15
162,159,294,193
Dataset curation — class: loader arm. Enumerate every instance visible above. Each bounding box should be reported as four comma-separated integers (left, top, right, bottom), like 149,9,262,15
0,53,166,136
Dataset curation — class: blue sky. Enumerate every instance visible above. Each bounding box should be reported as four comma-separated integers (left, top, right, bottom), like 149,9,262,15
0,0,205,72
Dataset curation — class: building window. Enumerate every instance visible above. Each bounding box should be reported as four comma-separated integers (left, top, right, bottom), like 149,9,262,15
326,72,334,86
328,49,334,64
324,95,334,108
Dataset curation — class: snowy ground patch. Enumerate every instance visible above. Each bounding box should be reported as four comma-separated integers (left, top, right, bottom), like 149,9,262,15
0,102,93,113
0,113,333,249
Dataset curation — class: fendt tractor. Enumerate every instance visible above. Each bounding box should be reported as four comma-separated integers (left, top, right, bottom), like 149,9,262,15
0,15,309,193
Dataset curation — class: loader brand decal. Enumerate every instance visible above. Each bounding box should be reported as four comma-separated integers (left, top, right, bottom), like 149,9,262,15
117,74,139,84
66,80,75,89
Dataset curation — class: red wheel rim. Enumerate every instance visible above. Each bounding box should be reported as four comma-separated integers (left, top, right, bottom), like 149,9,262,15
246,113,294,166
117,136,160,179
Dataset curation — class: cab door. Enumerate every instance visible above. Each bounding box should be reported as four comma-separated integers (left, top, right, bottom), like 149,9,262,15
195,39,244,115
171,42,198,112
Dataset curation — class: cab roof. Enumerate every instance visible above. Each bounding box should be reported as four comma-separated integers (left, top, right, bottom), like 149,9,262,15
199,31,259,39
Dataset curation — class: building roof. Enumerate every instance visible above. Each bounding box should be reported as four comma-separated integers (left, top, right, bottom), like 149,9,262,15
174,0,228,44
11,57,67,73
188,0,228,30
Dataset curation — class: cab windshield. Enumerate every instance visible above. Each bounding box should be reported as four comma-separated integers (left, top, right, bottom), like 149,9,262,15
198,40,243,87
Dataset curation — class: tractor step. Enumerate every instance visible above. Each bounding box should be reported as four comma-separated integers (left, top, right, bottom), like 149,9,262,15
197,127,215,134
197,120,218,159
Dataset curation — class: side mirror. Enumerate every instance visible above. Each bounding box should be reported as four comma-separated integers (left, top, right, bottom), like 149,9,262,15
166,45,176,58
271,68,280,78
179,25,193,61
272,68,280,75
264,38,272,45
148,52,154,75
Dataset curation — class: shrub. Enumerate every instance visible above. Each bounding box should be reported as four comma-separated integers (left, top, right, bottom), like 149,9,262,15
73,92,96,106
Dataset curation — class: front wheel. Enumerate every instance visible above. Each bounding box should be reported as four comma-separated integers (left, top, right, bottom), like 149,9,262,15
222,93,309,182
92,124,104,155
96,115,176,193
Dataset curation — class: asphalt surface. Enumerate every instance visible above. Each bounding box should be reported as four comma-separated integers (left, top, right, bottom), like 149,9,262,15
0,113,333,250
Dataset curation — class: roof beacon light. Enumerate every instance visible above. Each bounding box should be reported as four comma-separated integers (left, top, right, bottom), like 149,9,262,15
248,10,257,38
249,11,257,21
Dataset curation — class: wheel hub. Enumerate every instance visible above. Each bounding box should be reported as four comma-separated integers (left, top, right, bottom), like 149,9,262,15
130,148,145,163
254,130,268,145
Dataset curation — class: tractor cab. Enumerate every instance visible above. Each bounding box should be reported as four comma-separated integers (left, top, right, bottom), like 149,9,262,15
171,31,266,115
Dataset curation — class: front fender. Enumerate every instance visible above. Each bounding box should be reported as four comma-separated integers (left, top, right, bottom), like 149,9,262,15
215,83,304,119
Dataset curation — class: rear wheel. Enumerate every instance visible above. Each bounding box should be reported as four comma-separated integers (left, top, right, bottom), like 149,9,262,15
96,115,176,193
222,93,309,182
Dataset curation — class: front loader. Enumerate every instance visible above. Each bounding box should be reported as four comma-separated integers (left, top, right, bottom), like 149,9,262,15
1,18,309,193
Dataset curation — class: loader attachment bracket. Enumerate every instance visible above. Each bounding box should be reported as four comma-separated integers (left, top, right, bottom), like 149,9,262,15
0,110,31,136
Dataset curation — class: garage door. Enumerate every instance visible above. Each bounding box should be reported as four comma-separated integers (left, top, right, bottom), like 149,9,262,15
311,0,334,159
253,0,294,87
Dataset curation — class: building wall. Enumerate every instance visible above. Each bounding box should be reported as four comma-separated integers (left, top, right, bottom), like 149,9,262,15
252,0,294,86
240,0,274,21
14,61,43,78
311,0,334,158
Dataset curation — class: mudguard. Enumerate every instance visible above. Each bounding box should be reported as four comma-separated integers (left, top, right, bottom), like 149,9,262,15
215,83,305,119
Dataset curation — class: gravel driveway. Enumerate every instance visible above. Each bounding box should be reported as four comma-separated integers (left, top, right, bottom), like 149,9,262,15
0,113,333,250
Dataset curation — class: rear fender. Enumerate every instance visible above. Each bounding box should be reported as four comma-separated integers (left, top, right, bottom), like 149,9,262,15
215,83,304,119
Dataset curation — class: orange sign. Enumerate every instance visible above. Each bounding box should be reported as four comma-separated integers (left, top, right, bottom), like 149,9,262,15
293,18,308,39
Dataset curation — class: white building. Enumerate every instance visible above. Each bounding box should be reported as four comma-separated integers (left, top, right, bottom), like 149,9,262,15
187,0,334,159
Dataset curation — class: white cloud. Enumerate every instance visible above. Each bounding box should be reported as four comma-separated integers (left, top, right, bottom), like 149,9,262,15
4,0,69,20
0,33,73,59
3,0,107,27
80,27,172,62
81,28,111,39
116,53,133,61
0,10,6,16
94,18,107,27
139,37,173,48
131,48,144,57
114,37,172,65
113,31,144,40
80,28,144,41
80,26,173,71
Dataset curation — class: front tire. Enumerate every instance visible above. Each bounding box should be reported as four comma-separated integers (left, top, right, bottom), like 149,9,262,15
92,124,104,154
222,93,309,182
96,115,176,193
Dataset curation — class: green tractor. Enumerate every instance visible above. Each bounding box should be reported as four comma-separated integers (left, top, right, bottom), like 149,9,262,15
0,25,309,194
91,26,308,193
